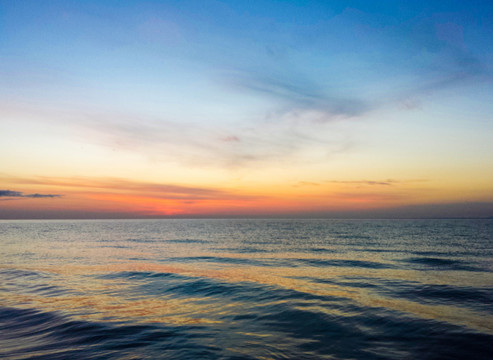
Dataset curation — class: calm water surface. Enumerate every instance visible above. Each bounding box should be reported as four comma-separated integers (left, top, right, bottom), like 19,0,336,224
0,219,492,359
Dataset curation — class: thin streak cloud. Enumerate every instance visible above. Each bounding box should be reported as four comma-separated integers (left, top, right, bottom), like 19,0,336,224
223,70,371,118
79,111,353,168
4,177,261,201
327,180,397,186
326,179,428,186
0,190,62,198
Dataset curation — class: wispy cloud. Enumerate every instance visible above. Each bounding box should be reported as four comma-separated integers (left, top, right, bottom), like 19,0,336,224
405,52,488,100
389,14,491,107
0,190,61,198
1,100,353,169
223,70,371,119
4,177,259,201
327,180,396,186
222,10,491,120
79,110,352,169
326,179,427,187
293,181,321,187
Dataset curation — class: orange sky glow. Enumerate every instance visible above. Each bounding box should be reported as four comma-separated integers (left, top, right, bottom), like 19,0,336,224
1,1,493,218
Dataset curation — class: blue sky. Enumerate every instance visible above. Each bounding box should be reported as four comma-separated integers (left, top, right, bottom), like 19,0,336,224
3,0,491,115
1,0,493,217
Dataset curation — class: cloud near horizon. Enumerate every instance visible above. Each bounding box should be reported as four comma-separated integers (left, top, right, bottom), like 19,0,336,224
0,190,62,199
2,177,260,201
326,179,428,186
0,1,492,219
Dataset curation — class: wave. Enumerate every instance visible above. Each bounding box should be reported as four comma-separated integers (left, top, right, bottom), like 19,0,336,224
2,299,492,360
402,257,487,271
1,219,493,359
0,307,216,360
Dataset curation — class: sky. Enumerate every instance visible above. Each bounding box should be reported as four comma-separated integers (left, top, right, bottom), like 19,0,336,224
1,0,493,218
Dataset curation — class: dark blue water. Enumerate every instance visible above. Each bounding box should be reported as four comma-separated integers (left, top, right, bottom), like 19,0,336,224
0,219,492,359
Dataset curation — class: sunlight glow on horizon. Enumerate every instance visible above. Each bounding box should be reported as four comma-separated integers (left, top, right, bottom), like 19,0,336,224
1,1,492,218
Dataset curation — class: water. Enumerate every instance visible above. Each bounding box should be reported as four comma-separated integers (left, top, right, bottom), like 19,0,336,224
0,219,492,359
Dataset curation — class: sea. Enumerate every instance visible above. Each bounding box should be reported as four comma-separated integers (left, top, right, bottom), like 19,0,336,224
0,219,492,359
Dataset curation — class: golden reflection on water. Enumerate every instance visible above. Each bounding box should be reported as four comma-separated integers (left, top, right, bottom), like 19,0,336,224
1,286,223,325
1,260,492,335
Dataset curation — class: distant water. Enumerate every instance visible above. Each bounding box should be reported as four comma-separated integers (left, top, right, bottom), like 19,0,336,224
0,219,492,360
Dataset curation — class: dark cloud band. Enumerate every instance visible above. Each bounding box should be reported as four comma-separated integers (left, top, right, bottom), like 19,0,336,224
0,190,61,198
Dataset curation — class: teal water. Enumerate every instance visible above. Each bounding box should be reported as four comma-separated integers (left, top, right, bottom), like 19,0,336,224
0,219,492,359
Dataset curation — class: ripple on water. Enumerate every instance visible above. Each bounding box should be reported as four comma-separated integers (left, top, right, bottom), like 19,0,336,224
402,257,487,272
1,219,492,359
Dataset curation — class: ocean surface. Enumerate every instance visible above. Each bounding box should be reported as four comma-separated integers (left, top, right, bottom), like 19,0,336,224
0,219,492,360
